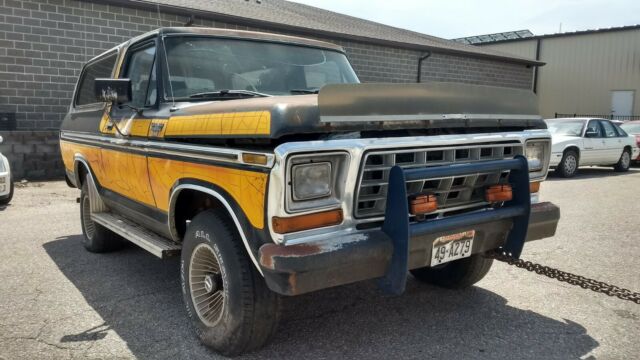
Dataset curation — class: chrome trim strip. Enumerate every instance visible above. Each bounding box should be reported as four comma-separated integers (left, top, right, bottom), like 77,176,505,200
168,184,263,275
321,114,543,123
60,131,275,168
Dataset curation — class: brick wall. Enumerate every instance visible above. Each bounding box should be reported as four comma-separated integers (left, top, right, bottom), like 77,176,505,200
0,131,64,179
0,0,533,179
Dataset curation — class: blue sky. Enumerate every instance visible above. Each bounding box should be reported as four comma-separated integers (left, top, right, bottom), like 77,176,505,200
289,0,640,39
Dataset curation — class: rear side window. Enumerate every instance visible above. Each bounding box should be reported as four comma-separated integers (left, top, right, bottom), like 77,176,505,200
75,53,118,106
600,120,618,138
613,124,628,137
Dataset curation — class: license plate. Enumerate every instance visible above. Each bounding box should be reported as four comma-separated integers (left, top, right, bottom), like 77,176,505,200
430,230,475,266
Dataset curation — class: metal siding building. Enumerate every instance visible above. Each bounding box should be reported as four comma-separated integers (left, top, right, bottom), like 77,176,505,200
477,26,640,119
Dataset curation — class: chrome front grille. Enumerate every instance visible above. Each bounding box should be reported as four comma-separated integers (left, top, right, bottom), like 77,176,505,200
354,143,524,218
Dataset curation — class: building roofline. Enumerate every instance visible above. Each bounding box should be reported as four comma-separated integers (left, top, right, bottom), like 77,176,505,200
95,0,544,66
477,24,640,45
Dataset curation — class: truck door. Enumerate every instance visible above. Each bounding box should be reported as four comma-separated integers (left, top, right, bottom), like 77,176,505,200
98,40,158,207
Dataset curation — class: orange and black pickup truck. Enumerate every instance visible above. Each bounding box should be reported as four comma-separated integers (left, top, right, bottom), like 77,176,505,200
60,27,560,355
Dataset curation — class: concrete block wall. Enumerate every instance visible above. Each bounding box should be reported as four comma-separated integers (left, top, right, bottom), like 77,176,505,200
0,131,64,179
0,0,534,179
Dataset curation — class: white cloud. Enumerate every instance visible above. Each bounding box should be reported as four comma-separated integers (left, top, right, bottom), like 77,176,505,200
288,0,640,38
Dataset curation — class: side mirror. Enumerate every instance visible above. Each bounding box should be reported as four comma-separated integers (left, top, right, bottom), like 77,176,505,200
585,129,599,138
95,78,132,104
0,135,3,144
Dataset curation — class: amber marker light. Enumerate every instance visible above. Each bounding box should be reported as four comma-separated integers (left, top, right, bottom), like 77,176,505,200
242,153,268,165
485,184,513,203
410,194,438,215
272,209,343,234
530,181,541,194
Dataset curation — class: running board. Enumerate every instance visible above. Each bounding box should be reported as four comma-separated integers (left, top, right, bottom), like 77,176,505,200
91,212,181,259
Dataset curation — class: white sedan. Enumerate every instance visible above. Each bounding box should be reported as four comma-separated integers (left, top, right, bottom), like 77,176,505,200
0,135,13,205
545,118,640,177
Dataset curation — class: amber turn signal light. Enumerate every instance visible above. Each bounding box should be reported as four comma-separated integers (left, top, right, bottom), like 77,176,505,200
530,181,541,193
410,194,438,215
485,184,513,203
242,153,269,165
272,209,343,234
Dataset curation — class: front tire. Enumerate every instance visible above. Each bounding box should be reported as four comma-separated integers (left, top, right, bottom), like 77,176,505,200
410,254,494,289
181,210,280,356
614,149,631,172
79,179,123,252
556,149,579,178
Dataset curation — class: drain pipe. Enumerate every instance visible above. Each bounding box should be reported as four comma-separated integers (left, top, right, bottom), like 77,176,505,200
417,51,432,83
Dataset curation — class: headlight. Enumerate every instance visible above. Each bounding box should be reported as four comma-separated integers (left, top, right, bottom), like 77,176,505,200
0,160,5,173
526,142,545,171
286,152,350,212
292,162,332,200
525,140,550,179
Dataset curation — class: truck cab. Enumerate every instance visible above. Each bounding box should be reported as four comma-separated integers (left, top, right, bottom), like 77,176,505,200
60,27,559,356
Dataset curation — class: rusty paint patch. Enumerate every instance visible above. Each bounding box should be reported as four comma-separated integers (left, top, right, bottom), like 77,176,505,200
259,243,322,270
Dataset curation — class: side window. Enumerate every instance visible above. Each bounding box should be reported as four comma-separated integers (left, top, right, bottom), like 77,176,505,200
613,123,628,137
124,45,157,108
586,120,603,137
75,53,117,106
600,120,618,138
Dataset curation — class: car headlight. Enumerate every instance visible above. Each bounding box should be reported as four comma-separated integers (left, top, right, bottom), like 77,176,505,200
525,140,550,179
292,162,332,200
0,160,5,173
286,152,350,212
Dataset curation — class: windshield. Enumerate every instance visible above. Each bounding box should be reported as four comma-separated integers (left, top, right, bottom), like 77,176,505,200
163,36,359,100
621,123,640,134
545,120,585,136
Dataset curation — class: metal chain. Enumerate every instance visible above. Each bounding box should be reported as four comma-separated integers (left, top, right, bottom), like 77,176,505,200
486,250,640,304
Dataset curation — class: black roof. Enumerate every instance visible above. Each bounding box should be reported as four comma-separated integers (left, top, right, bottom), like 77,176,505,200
475,24,640,45
112,0,543,65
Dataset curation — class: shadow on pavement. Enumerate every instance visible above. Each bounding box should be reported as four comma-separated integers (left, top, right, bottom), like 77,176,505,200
547,166,638,181
44,235,599,359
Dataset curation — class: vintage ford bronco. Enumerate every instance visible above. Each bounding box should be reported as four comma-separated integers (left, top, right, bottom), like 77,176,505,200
60,27,560,355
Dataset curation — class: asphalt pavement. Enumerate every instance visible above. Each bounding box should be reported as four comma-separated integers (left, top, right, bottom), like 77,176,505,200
0,167,639,359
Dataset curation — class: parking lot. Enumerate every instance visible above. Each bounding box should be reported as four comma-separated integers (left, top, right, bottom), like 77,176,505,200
0,167,639,360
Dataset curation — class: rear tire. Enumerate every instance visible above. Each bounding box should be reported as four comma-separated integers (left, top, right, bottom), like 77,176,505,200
0,175,13,205
556,149,579,178
79,179,123,252
181,210,280,356
614,149,631,172
410,254,494,289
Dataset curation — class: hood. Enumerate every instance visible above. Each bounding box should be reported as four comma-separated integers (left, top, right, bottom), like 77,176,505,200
164,82,546,139
551,134,582,145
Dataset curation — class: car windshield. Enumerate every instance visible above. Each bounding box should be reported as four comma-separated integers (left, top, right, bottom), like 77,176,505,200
162,36,359,100
620,123,640,134
545,120,585,136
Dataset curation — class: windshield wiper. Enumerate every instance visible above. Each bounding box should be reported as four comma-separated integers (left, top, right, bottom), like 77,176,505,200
290,88,320,94
188,89,272,99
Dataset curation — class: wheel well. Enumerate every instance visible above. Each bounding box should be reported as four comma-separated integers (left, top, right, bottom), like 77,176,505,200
172,189,234,241
564,146,580,160
75,161,89,187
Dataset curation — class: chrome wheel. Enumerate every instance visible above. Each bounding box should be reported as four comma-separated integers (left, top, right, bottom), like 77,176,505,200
81,194,96,239
189,243,225,327
621,151,630,169
564,154,577,175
